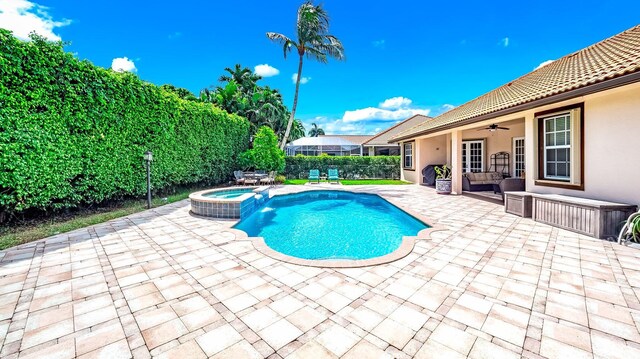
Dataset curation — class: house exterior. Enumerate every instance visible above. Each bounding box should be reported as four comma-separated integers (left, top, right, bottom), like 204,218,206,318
362,114,432,156
390,24,640,206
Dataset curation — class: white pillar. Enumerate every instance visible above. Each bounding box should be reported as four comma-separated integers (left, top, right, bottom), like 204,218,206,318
451,130,463,195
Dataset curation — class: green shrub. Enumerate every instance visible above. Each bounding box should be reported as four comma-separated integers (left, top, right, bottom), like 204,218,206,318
0,30,250,217
240,127,285,172
284,156,400,179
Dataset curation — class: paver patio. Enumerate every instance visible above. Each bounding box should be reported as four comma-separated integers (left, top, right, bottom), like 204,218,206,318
1,185,640,358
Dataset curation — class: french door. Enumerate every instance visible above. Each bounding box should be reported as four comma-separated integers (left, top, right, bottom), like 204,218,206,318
513,137,525,177
462,140,484,173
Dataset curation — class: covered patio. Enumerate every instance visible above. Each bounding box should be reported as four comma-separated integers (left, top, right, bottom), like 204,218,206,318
1,185,639,358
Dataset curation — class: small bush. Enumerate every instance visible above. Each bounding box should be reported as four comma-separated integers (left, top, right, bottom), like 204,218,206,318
240,127,285,172
284,156,400,179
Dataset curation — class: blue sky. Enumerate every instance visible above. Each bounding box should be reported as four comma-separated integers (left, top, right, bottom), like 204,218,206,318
2,1,639,135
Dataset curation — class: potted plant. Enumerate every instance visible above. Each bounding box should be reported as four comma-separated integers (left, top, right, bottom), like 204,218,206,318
434,165,452,194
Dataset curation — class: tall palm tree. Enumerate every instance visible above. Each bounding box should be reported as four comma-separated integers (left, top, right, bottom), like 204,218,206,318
308,123,325,137
267,1,344,149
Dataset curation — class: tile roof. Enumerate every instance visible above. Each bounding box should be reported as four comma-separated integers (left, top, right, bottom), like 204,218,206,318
391,24,640,141
363,115,432,146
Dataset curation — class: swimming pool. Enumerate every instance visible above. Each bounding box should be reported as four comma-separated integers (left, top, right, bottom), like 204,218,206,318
234,190,428,260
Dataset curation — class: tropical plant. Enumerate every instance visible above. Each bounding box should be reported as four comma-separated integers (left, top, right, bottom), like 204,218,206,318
308,123,325,137
434,165,452,180
239,127,286,172
288,120,306,142
201,66,294,142
266,1,345,149
219,64,262,92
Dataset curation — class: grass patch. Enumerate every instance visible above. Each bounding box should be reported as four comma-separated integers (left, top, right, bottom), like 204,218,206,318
340,179,411,185
0,186,204,251
284,179,313,185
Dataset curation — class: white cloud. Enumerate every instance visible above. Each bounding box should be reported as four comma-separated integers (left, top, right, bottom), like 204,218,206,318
379,96,412,109
254,64,279,77
292,73,311,84
343,107,428,123
0,0,71,41
342,96,429,123
501,37,510,47
442,104,456,111
535,59,554,70
372,39,385,48
111,57,137,73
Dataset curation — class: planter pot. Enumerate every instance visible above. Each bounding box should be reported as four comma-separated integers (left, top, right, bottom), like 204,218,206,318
435,179,452,194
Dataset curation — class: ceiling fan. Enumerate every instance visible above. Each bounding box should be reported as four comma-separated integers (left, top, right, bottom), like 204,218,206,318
479,124,510,132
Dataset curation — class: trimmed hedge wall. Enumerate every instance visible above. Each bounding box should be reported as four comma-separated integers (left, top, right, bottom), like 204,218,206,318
284,156,400,179
0,30,250,217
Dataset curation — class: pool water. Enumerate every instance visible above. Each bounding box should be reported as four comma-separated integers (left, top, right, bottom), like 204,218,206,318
203,189,253,199
233,191,428,260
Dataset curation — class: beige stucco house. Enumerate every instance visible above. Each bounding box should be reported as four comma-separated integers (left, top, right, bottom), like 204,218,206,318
390,24,640,206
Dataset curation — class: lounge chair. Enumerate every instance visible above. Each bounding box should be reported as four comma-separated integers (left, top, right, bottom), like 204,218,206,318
308,169,320,184
233,171,245,186
328,168,339,184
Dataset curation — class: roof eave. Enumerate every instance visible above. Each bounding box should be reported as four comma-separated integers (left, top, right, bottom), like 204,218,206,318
390,70,640,142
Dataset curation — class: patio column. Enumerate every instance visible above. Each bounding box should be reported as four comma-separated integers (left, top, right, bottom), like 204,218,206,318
451,130,463,195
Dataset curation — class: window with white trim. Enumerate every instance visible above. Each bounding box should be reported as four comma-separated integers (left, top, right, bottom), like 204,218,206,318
403,142,413,169
536,104,583,189
543,113,571,180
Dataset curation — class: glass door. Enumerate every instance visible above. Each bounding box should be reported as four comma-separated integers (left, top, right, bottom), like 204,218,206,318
513,137,525,177
462,140,484,173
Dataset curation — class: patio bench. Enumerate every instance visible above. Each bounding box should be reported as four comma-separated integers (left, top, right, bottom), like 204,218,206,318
530,194,637,239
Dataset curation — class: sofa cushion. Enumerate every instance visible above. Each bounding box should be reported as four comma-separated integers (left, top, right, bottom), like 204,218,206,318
489,172,503,180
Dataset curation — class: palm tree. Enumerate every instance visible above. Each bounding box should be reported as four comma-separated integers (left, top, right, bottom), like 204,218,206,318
307,123,325,137
289,120,306,142
266,1,344,149
218,64,262,92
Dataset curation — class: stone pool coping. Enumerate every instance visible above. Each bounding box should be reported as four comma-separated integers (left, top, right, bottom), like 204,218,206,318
227,187,446,268
188,185,270,203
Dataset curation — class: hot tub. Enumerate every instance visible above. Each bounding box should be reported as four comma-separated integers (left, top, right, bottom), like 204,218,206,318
189,186,270,219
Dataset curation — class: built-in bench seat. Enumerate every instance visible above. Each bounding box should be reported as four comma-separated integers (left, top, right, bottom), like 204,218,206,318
507,192,637,239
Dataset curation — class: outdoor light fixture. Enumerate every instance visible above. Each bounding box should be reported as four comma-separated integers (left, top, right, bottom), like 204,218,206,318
144,151,153,209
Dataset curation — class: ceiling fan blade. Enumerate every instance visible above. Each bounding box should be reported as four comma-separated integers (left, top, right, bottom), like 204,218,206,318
497,127,510,130
477,128,488,131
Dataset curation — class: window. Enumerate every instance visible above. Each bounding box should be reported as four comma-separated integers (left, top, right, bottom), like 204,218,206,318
403,142,413,169
513,137,525,178
462,140,484,172
536,104,583,189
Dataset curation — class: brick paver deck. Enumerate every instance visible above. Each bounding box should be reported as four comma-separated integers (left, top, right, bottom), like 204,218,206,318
1,185,640,358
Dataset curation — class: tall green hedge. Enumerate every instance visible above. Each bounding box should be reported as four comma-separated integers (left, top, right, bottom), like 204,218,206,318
284,155,400,179
0,30,250,217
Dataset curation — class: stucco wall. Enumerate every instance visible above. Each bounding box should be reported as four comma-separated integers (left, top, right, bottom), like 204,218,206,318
401,136,447,184
527,83,640,205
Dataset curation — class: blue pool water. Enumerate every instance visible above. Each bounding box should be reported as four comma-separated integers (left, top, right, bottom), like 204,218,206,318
233,191,428,260
204,189,253,199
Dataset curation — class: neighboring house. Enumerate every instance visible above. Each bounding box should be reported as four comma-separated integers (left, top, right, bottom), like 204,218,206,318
285,135,372,156
362,114,432,156
390,24,640,206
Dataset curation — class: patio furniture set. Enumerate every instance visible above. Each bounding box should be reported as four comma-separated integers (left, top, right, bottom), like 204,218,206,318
233,170,276,186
